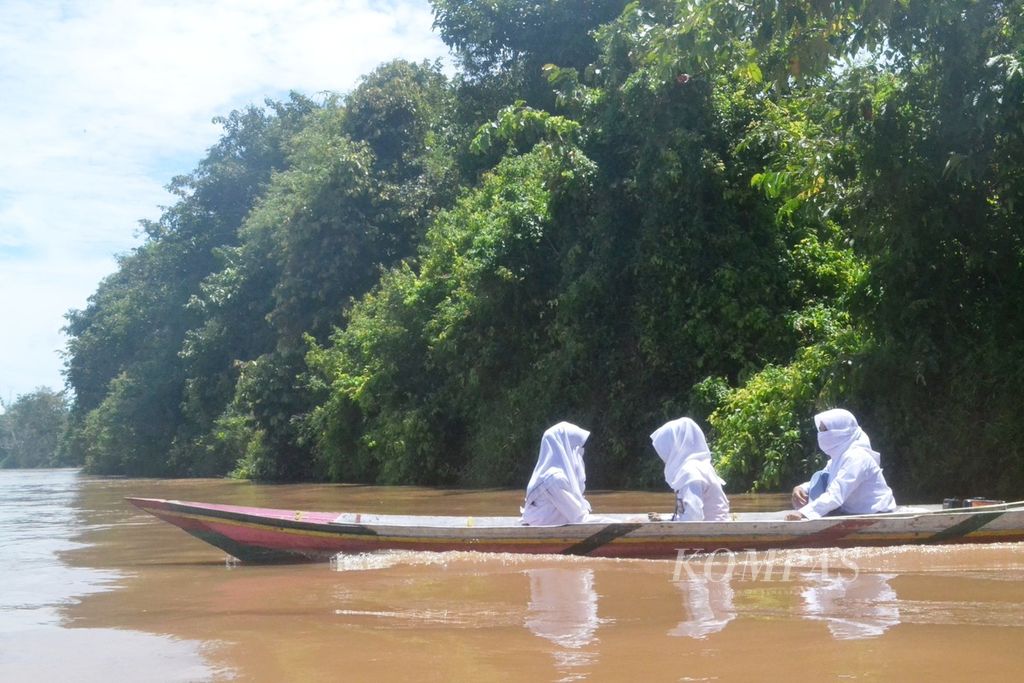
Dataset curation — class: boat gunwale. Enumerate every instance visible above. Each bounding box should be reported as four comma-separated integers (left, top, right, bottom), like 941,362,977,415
125,497,1024,562
126,496,1024,534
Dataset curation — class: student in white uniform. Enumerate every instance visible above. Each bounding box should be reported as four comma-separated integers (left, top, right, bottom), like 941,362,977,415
521,422,593,526
650,417,730,521
788,408,896,520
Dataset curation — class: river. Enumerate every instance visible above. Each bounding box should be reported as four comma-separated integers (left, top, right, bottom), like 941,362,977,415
2,469,1024,681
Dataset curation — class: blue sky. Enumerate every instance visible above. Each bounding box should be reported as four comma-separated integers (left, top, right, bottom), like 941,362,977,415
0,0,450,404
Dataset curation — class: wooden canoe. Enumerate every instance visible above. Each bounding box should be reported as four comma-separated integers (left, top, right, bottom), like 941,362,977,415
127,497,1024,564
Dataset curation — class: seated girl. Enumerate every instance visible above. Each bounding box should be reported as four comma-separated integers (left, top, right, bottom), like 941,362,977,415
521,422,593,526
788,409,896,520
650,417,730,521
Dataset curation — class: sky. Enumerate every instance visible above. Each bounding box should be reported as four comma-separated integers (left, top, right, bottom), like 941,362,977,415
0,0,450,405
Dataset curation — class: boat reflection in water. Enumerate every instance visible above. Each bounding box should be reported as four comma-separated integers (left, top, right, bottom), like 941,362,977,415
801,572,900,640
669,573,736,639
524,567,600,681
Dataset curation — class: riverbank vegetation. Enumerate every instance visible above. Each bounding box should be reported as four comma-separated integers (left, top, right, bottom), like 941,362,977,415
1,389,71,469
60,1,1024,499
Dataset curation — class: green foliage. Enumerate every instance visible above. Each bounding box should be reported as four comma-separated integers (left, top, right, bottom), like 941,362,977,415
708,308,867,491
79,368,178,475
839,0,1024,498
0,388,71,469
344,60,454,177
432,0,627,79
217,351,322,481
209,61,457,480
432,0,630,180
470,102,581,155
59,1,1024,499
307,146,594,485
63,62,458,481
63,95,316,475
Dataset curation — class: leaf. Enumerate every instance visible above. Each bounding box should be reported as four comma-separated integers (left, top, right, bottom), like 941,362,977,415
736,61,764,83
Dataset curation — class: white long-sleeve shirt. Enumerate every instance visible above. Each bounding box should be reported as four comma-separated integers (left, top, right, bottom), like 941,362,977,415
521,471,591,525
673,459,731,521
651,417,730,522
798,446,896,519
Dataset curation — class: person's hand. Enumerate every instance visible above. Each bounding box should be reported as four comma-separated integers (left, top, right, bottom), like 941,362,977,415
785,512,804,521
791,484,808,509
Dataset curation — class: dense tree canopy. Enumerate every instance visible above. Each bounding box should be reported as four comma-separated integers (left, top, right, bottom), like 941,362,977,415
60,1,1024,499
1,388,71,469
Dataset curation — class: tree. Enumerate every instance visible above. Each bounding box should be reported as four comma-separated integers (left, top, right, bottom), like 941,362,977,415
235,62,458,480
0,388,71,469
63,95,317,475
307,137,596,485
433,1,631,179
433,0,627,82
60,1,1024,498
624,0,1024,496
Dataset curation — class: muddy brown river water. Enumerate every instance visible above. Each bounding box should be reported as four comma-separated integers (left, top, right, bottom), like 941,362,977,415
2,469,1024,681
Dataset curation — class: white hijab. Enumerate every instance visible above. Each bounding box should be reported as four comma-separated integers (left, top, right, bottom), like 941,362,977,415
650,417,724,492
815,409,879,463
526,422,590,497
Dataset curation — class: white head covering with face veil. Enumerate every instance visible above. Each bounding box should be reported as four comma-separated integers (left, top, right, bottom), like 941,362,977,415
650,417,725,491
814,408,879,463
527,422,589,495
797,407,895,519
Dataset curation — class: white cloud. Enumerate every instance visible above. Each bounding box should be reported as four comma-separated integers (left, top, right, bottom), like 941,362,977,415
0,0,450,400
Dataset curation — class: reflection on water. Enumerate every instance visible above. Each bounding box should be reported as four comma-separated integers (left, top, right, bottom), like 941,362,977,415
669,574,736,639
801,572,900,640
0,469,227,683
524,568,600,680
5,470,1024,681
0,469,103,622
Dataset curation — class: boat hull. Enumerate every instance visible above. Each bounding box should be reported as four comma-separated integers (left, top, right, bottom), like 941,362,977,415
128,497,1024,564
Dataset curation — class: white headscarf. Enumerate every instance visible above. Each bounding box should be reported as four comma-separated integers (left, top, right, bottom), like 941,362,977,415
526,422,590,497
815,409,879,463
650,417,724,492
